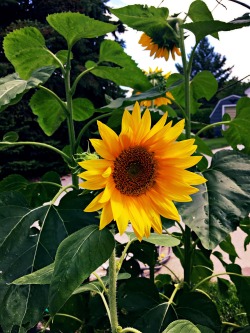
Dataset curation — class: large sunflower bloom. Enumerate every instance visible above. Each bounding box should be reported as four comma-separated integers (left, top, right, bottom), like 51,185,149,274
139,33,181,61
79,102,206,240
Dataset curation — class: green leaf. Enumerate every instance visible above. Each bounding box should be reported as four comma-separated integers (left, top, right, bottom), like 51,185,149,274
29,88,66,136
72,98,95,121
87,39,152,91
3,131,19,142
110,5,178,43
0,192,68,331
134,302,177,333
191,249,213,284
57,190,100,235
176,292,221,332
0,172,62,208
191,71,218,102
118,278,160,324
49,225,115,316
102,79,183,110
219,235,238,263
179,150,250,249
0,77,27,109
240,216,250,251
3,27,58,79
194,136,213,157
188,0,219,39
196,325,215,333
0,67,55,112
142,233,180,247
47,12,116,49
73,273,131,295
182,18,250,43
13,263,54,285
226,264,250,321
223,97,250,154
162,319,201,333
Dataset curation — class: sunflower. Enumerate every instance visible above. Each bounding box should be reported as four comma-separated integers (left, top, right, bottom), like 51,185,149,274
139,32,181,61
78,102,206,240
139,67,174,108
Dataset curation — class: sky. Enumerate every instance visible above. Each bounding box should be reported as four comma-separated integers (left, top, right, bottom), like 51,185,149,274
107,0,250,82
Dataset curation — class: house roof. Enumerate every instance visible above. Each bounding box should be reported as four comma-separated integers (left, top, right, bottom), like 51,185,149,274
209,94,241,118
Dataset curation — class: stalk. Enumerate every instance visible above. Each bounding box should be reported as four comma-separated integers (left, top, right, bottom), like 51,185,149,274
64,49,78,188
178,20,192,287
109,248,119,333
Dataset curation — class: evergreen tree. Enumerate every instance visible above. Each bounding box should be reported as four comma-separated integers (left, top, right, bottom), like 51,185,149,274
0,0,125,179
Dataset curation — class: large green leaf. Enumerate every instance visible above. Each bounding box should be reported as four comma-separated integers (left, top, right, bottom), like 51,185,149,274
46,12,116,49
134,302,177,333
110,5,177,43
87,40,152,91
188,0,219,39
29,89,66,136
49,225,115,316
176,292,221,332
0,192,68,332
191,71,218,102
182,16,250,43
223,97,250,154
3,27,59,79
0,172,62,208
179,150,250,249
13,263,55,285
162,319,201,333
0,67,55,112
170,71,218,114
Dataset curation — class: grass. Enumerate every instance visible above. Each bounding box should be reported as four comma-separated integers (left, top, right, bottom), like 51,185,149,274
203,137,228,150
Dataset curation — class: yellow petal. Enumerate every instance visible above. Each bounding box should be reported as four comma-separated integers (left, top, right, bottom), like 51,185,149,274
100,202,113,229
84,192,104,212
90,139,115,160
97,121,121,158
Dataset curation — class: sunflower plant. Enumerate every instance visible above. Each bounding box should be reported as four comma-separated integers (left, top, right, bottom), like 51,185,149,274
0,1,250,333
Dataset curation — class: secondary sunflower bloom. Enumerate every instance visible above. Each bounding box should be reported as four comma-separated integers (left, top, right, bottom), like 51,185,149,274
139,68,174,108
78,102,206,240
139,33,181,61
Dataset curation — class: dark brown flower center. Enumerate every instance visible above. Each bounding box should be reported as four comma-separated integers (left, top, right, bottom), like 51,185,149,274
113,146,157,196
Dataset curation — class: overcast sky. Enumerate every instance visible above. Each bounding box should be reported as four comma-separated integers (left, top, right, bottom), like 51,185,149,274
107,0,250,82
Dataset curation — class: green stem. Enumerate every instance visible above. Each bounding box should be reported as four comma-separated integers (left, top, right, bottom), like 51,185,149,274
55,313,83,324
39,86,68,116
75,112,112,151
64,49,78,188
177,20,193,288
192,272,245,291
195,121,231,137
222,321,241,328
169,283,181,305
99,291,112,325
117,237,137,273
45,49,66,74
161,264,180,282
0,141,72,165
93,272,109,294
50,185,76,205
71,66,97,96
109,248,119,333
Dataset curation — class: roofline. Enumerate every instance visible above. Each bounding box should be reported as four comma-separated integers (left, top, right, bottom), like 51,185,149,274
209,94,241,118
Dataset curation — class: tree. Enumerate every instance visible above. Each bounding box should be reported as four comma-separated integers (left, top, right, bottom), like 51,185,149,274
0,0,126,179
